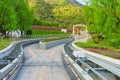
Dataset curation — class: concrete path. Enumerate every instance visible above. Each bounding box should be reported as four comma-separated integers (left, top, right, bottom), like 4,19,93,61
15,44,72,80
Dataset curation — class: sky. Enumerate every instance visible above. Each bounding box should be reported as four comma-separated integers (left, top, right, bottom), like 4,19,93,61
76,0,87,5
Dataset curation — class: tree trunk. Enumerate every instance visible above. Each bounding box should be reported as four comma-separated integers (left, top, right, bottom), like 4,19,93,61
91,34,99,44
0,24,6,36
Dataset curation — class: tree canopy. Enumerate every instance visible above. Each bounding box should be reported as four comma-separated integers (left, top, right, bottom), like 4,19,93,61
0,0,17,34
53,5,84,28
0,0,33,35
14,0,33,34
83,0,120,47
30,0,84,28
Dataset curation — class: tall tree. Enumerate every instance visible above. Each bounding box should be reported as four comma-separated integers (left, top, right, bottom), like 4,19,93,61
83,0,120,44
0,0,17,35
13,0,34,35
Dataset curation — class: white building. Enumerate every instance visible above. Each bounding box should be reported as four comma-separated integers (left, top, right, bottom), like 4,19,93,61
6,30,22,37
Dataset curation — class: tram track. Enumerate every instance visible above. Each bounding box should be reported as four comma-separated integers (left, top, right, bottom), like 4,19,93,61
1,37,119,80
0,39,44,80
63,42,120,80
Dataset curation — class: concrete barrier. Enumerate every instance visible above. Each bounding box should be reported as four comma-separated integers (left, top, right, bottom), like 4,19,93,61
39,38,74,49
62,49,93,80
72,42,120,77
0,38,45,80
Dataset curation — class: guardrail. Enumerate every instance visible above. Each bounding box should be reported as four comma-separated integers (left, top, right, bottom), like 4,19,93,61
62,44,93,80
72,42,120,78
0,42,17,59
0,38,45,80
63,41,120,80
0,37,73,80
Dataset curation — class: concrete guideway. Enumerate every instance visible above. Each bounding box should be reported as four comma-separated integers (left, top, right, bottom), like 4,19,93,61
71,42,120,79
15,44,72,80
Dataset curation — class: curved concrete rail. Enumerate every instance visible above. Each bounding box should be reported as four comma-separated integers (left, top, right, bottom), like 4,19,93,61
0,42,17,59
0,38,74,80
0,38,45,80
0,52,23,80
62,49,93,80
72,42,120,77
14,39,76,80
39,38,74,49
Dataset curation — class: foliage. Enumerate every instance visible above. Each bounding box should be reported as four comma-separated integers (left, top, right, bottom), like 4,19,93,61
83,0,120,45
53,5,84,28
103,53,120,59
75,38,120,59
0,0,17,34
42,37,69,42
33,19,58,27
32,0,54,21
75,38,120,52
0,0,33,35
32,30,65,35
29,0,84,28
0,37,12,50
26,30,32,35
13,0,34,34
46,0,70,6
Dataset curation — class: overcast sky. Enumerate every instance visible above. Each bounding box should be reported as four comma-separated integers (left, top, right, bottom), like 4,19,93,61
76,0,87,5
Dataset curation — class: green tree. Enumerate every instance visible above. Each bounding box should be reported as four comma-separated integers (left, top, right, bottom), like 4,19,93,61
83,0,120,45
13,0,34,35
0,0,17,35
33,0,54,21
0,0,33,36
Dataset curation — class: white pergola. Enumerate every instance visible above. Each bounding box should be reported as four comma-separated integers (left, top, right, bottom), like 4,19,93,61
72,24,90,42
72,24,87,35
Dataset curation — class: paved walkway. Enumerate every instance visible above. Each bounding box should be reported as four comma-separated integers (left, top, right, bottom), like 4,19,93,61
15,44,72,80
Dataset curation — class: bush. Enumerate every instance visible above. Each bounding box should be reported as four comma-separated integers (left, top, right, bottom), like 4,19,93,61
26,30,32,35
110,39,120,49
33,18,58,27
32,30,65,35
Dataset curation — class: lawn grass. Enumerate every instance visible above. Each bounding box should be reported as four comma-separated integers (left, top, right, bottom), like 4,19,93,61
103,53,120,59
0,37,12,50
0,33,70,50
75,38,120,52
75,38,120,59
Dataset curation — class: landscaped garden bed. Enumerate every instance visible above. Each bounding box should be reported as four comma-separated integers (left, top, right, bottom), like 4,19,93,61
42,37,68,42
75,39,120,59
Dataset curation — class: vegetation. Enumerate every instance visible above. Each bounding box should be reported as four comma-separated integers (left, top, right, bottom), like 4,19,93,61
0,0,17,35
1,0,120,59
0,0,33,35
42,37,69,42
53,5,84,28
29,0,84,28
33,19,58,27
14,0,34,35
73,0,120,59
83,0,120,48
32,30,65,34
75,39,120,52
0,37,12,50
75,38,120,59
103,53,120,59
0,0,84,36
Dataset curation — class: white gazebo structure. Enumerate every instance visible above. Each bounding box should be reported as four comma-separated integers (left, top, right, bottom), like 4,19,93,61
72,24,90,42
